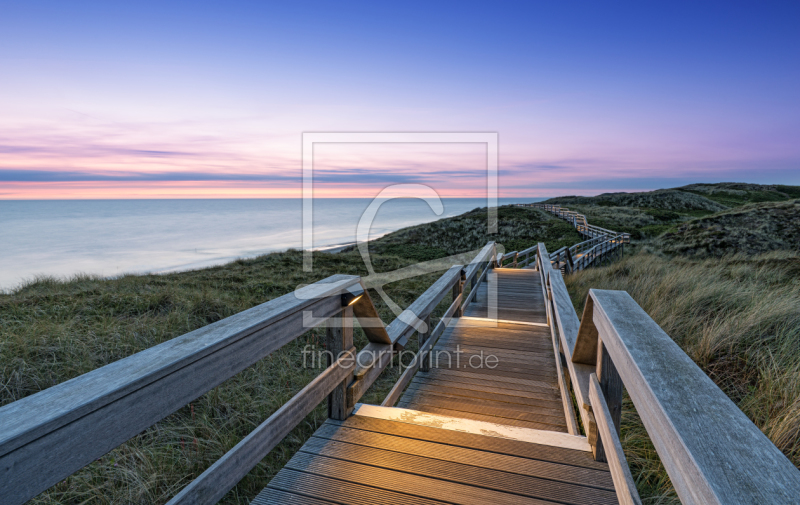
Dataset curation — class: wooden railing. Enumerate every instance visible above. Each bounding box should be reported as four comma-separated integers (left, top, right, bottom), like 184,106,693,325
530,203,631,243
506,203,629,274
0,241,497,505
536,242,800,505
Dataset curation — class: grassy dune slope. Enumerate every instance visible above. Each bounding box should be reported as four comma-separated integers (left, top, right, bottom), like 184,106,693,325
0,205,570,504
349,205,583,261
543,182,800,244
565,251,800,502
659,199,800,257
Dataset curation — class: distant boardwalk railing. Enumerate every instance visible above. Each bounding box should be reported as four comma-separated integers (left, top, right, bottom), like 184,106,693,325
500,203,630,273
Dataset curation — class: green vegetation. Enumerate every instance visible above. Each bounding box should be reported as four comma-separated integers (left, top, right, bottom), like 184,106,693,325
543,182,800,244
565,250,800,502
659,199,800,257
0,205,573,504
350,205,583,261
680,182,800,207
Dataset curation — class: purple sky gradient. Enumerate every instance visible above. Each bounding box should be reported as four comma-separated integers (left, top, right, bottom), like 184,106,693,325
1,1,798,198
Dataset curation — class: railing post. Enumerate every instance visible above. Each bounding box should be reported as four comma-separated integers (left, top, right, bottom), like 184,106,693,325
419,314,431,372
326,305,354,421
593,336,623,462
453,269,465,317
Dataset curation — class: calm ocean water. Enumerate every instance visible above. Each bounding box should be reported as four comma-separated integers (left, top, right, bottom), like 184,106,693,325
0,198,543,290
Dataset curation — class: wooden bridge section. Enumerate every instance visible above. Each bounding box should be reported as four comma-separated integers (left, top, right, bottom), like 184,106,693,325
3,205,800,505
254,266,615,504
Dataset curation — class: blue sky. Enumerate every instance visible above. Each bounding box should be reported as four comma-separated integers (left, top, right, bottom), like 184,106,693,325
1,1,798,198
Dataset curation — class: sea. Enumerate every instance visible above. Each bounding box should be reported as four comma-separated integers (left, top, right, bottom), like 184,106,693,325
0,198,544,291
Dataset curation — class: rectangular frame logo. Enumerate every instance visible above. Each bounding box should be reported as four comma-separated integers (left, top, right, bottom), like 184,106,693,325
301,132,498,272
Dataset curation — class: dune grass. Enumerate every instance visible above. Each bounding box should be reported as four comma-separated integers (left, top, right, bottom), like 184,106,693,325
564,249,800,502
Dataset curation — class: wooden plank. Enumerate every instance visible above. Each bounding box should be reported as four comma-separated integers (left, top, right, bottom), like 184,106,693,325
300,437,618,504
403,382,562,409
313,423,614,490
545,292,580,436
582,289,800,505
420,367,558,390
326,306,353,421
166,347,357,505
408,376,561,400
347,343,393,408
285,451,559,505
573,291,599,364
351,406,587,450
435,335,555,354
589,374,642,505
380,291,462,407
594,337,623,461
0,275,360,505
463,241,495,285
548,268,594,432
350,282,392,344
398,392,567,426
388,264,463,347
332,415,605,469
397,402,567,432
252,486,338,505
463,261,489,308
265,468,450,505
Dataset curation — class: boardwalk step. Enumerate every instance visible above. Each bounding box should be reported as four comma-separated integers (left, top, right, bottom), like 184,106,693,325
254,415,614,505
352,404,589,452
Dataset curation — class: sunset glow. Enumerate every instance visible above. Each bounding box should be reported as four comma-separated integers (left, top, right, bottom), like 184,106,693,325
2,2,799,199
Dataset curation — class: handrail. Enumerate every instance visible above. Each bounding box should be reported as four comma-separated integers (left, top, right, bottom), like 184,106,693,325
575,289,800,504
0,274,367,505
537,252,800,504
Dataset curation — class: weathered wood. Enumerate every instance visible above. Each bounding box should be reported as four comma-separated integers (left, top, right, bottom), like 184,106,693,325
354,266,467,409
548,306,580,436
381,305,449,408
350,283,392,344
388,264,462,348
464,241,495,285
166,347,357,505
327,306,354,421
463,261,489,308
313,423,613,489
589,374,642,505
573,294,598,364
547,269,594,434
578,289,800,504
453,270,464,317
347,343,393,407
597,338,622,433
0,275,360,505
298,436,617,504
420,314,431,372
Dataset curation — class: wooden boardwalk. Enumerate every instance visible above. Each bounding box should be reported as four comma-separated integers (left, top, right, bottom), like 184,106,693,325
6,229,798,504
254,268,618,504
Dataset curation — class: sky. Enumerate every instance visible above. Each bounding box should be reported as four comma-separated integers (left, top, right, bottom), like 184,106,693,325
1,1,799,199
